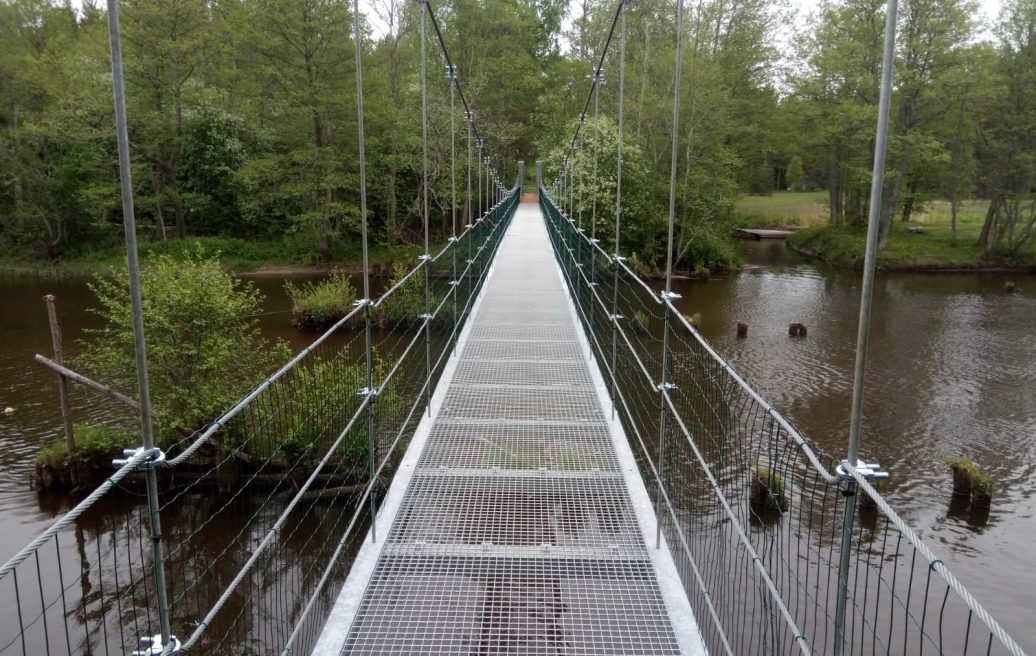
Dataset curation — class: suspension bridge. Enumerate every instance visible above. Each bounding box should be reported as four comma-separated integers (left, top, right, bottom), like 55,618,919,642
0,0,1030,654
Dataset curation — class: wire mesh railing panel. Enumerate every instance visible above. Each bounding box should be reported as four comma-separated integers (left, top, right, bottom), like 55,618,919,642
540,187,1028,656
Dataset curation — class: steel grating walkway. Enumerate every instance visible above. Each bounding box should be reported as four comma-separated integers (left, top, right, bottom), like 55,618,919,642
314,203,704,655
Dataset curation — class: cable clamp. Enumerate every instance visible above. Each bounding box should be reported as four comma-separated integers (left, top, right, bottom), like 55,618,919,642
448,280,460,287
419,313,434,320
657,382,677,392
113,447,166,469
465,111,474,123
418,254,433,262
352,298,372,308
445,64,457,80
835,459,889,481
592,70,605,85
357,387,379,398
131,634,181,655
660,291,682,301
448,236,459,243
610,314,624,321
612,255,626,263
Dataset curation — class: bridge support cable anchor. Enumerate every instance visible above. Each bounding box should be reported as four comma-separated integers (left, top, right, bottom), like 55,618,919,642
132,634,181,655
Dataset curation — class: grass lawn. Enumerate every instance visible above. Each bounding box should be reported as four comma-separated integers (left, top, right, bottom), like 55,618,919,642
788,198,1036,269
735,191,829,227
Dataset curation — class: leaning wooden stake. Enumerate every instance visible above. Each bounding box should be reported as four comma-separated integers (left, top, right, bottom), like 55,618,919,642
34,354,159,420
44,295,76,455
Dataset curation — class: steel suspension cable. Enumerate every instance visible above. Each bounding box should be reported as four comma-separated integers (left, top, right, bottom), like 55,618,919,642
548,0,624,191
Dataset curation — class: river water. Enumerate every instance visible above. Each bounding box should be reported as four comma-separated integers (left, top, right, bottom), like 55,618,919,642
1,242,1034,648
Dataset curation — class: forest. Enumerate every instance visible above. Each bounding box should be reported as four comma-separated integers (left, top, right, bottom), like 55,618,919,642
1,0,1034,271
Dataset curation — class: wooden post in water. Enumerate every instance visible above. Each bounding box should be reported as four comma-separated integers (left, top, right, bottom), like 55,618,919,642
44,295,75,454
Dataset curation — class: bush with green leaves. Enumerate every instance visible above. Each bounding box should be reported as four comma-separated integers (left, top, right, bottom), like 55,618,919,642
269,354,401,470
285,271,358,329
36,421,130,467
76,249,290,447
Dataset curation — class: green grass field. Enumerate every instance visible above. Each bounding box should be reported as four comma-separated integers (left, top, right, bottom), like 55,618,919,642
739,192,1036,269
735,191,829,227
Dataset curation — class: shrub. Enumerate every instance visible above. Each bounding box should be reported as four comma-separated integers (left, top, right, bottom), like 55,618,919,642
285,271,358,329
76,248,290,447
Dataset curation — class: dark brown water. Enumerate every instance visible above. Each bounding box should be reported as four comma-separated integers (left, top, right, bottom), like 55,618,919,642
1,245,1034,648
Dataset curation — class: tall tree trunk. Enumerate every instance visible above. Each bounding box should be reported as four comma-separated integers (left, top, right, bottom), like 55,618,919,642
977,195,999,251
828,160,842,226
948,96,966,247
387,168,398,243
901,180,918,223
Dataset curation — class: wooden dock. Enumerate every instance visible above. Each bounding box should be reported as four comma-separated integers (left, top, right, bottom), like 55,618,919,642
734,228,795,240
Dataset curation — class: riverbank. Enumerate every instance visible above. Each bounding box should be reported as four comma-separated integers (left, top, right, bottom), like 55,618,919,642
0,236,430,279
788,224,1036,272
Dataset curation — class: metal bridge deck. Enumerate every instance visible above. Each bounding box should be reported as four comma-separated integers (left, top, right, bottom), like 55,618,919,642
314,203,704,655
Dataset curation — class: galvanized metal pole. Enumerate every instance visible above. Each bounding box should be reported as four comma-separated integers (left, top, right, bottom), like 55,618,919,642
467,115,474,305
609,0,627,419
656,0,684,550
591,73,601,297
419,0,432,417
833,0,899,652
448,65,458,351
353,0,377,544
104,0,172,645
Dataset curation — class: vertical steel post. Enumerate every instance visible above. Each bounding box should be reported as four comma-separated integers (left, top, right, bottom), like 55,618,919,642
353,0,377,543
833,1,899,652
591,72,601,302
609,0,627,419
104,0,172,645
467,114,474,311
448,65,458,352
656,0,685,549
419,0,432,417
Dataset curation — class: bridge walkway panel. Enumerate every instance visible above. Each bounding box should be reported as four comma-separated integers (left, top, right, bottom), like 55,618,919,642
314,202,705,655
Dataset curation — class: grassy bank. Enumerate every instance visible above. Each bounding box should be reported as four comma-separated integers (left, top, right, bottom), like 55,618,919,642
0,235,429,278
740,195,1036,270
735,191,829,227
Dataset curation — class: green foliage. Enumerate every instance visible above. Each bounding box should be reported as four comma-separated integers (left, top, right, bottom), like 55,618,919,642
285,271,358,329
76,249,290,446
378,261,425,325
36,421,129,466
271,354,400,468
